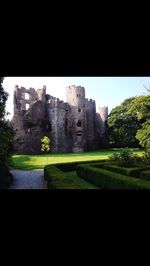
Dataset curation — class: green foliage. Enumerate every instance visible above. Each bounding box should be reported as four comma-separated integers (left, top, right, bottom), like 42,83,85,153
142,149,150,164
108,148,139,167
44,165,83,189
126,95,150,148
107,95,150,149
41,136,51,153
44,161,105,189
64,171,98,189
140,170,150,181
101,164,130,175
101,163,150,179
56,160,106,172
0,77,15,185
76,164,150,189
0,77,8,120
0,121,15,163
109,148,150,167
107,97,141,148
136,121,150,148
127,95,150,121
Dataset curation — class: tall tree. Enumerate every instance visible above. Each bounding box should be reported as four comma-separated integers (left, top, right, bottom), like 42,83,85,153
127,95,150,148
0,78,14,180
107,97,141,148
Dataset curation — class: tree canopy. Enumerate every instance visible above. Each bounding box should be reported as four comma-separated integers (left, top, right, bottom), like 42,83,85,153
107,97,141,148
107,94,150,149
0,77,14,164
127,95,150,148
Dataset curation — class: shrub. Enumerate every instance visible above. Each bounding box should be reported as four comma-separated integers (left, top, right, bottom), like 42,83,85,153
0,162,13,188
109,148,141,167
76,164,150,189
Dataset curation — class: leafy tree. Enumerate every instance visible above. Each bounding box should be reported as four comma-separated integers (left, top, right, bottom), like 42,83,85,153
135,121,150,148
41,136,51,165
0,77,14,161
41,136,51,153
0,121,15,163
107,97,141,148
127,95,150,121
0,77,15,186
127,95,150,148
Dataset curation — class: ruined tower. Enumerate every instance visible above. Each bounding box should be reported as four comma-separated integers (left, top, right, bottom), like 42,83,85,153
85,98,97,150
12,85,48,154
66,85,87,152
46,95,72,153
99,106,108,136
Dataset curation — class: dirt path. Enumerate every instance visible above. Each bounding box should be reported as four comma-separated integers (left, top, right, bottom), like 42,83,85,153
9,169,46,189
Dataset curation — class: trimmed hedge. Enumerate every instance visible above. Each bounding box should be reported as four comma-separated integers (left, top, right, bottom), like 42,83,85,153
44,160,107,189
92,163,150,179
55,160,107,172
44,165,81,189
140,170,150,181
76,164,150,189
127,166,150,178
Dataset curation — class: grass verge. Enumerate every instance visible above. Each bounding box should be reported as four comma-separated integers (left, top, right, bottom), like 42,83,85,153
9,148,142,170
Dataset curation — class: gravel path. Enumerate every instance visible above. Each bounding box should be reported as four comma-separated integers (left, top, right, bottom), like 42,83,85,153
9,169,46,189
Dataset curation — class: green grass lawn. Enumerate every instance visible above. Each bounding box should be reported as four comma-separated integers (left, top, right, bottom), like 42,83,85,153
9,148,143,170
65,171,99,189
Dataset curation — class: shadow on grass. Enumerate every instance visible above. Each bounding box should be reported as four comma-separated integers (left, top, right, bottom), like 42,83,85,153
10,156,35,170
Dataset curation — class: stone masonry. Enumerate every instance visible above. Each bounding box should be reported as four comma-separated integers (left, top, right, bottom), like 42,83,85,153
12,85,108,154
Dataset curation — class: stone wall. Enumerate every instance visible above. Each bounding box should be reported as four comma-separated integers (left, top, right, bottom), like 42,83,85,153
85,99,97,150
47,98,72,153
12,86,48,154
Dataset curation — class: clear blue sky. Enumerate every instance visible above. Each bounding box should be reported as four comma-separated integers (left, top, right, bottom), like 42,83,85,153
3,77,150,119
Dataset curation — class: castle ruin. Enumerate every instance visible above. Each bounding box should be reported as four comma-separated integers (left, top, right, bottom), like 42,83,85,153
12,85,108,154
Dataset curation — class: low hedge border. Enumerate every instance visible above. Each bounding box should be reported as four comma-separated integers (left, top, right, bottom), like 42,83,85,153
55,160,107,172
91,163,150,180
44,165,81,189
76,164,150,189
140,170,150,181
44,160,107,189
